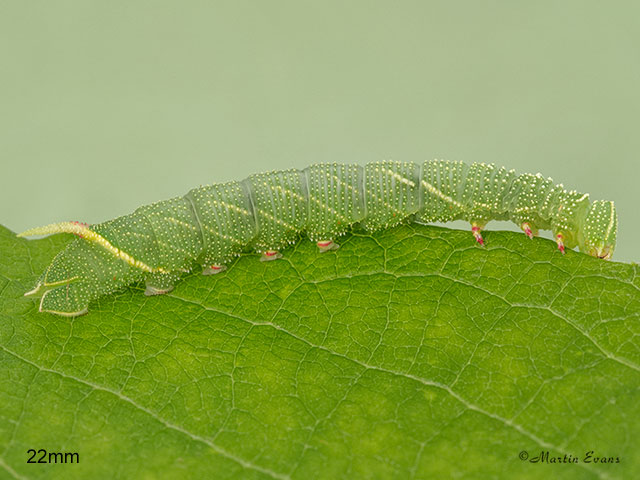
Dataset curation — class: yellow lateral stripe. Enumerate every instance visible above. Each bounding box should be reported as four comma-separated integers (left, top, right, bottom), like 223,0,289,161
268,182,351,223
308,195,350,222
379,167,416,187
513,206,535,213
421,180,465,209
202,224,242,244
323,171,359,194
164,216,198,231
18,222,167,274
271,184,349,220
208,198,251,216
257,209,296,230
364,188,404,215
269,184,307,202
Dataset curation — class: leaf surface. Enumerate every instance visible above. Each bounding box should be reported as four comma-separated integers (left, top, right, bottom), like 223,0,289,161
1,224,639,479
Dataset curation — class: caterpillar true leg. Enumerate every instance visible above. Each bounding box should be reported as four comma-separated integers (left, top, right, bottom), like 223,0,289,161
555,233,566,255
521,222,537,239
471,222,485,246
316,240,339,253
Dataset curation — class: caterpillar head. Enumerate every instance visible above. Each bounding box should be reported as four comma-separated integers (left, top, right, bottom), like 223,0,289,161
579,200,618,260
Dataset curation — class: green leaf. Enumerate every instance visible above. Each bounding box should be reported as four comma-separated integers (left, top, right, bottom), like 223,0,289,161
1,223,639,479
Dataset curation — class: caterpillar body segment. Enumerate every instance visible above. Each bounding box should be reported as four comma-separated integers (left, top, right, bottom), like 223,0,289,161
506,173,557,231
134,196,204,271
185,181,255,268
91,213,160,271
20,160,618,316
304,163,365,242
580,200,617,259
417,159,468,223
245,169,307,254
362,160,421,232
461,163,517,225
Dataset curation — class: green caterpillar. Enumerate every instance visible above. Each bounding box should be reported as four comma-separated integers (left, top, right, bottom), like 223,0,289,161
19,160,618,317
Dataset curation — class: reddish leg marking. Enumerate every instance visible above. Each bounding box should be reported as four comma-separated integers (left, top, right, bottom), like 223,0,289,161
556,233,566,254
260,250,282,262
521,222,535,239
317,240,339,253
203,264,227,275
471,224,484,246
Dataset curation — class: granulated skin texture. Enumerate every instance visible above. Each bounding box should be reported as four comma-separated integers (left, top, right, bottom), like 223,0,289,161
19,160,618,316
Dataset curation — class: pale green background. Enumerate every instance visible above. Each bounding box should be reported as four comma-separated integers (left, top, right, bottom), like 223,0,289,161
1,1,638,262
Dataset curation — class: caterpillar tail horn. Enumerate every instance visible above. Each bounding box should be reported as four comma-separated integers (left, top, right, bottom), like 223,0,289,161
18,221,89,238
19,222,166,274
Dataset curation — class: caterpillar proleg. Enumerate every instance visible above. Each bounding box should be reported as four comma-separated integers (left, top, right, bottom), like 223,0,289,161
19,160,618,317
